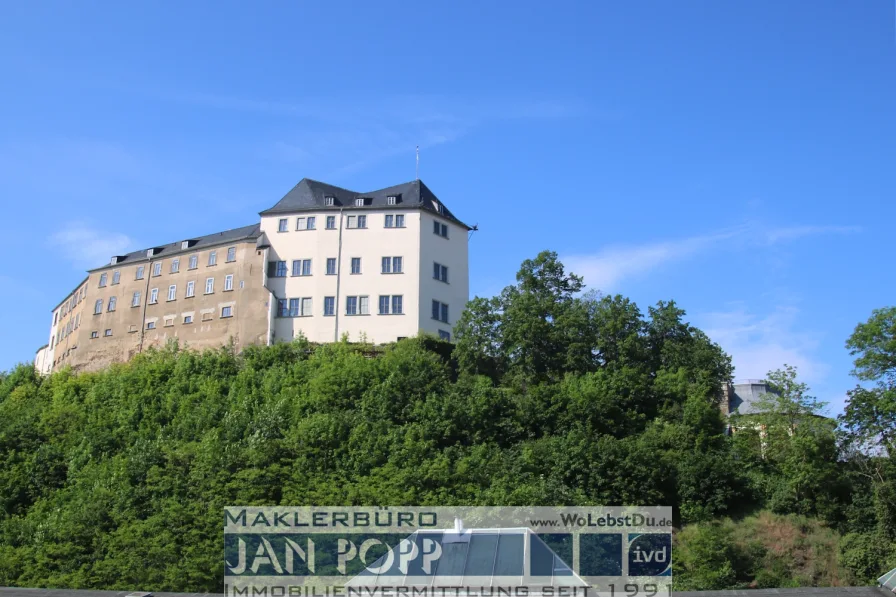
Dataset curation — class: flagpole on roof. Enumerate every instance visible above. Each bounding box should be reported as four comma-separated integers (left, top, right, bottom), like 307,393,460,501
416,145,419,181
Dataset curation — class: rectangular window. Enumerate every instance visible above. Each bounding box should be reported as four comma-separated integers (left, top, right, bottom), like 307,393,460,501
379,295,390,315
433,221,448,238
301,297,312,317
351,257,361,274
268,261,287,277
132,291,141,307
277,299,288,317
358,215,367,228
288,298,299,317
392,295,403,315
90,331,98,339
359,296,369,315
147,321,156,329
385,214,394,228
184,315,193,324
112,270,120,285
164,317,174,328
224,274,233,291
226,247,236,262
170,259,179,273
434,262,449,283
346,215,355,229
136,266,145,279
99,273,107,287
107,296,117,312
152,262,161,276
297,217,307,231
186,281,195,297
346,215,367,229
326,216,336,229
167,285,176,301
432,300,449,323
396,214,405,227
346,296,357,315
278,218,288,232
205,278,214,294
324,296,335,316
355,198,365,206
387,196,397,205
150,288,159,304
208,251,217,266
325,196,335,206
221,306,233,318
382,257,402,273
292,260,301,277
439,330,451,341
189,255,198,269
104,329,112,337
326,258,336,275
302,259,311,276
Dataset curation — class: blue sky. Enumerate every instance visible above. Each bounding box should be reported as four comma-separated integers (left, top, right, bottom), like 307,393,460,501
1,2,893,414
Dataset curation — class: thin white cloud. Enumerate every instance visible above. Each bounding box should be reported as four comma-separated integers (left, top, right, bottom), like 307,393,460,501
49,222,135,269
564,222,860,292
764,225,861,244
698,304,828,385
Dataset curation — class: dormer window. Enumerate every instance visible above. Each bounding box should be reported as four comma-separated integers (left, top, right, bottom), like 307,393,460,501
387,195,399,205
325,196,335,206
355,198,365,207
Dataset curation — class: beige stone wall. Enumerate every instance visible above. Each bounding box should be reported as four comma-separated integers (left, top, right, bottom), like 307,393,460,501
65,241,270,373
49,279,89,371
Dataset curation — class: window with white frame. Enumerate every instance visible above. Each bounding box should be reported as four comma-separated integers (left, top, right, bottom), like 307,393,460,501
132,291,141,307
345,296,369,315
107,296,117,312
186,281,195,297
326,216,336,229
167,285,176,301
346,215,367,229
104,329,113,337
99,273,107,287
355,198,365,206
150,288,159,304
170,259,179,273
378,295,403,315
136,265,145,280
324,296,335,316
350,257,361,274
292,259,311,276
153,262,162,276
387,196,397,205
224,274,233,291
94,299,103,314
433,262,449,283
296,217,316,231
208,251,217,266
226,247,236,262
381,256,402,274
269,261,287,277
221,305,233,318
326,258,336,275
189,255,198,269
432,300,449,323
205,278,214,294
278,218,288,232
112,270,121,285
325,196,335,206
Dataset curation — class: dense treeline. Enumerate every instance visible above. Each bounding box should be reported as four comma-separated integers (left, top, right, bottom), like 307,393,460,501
0,251,894,591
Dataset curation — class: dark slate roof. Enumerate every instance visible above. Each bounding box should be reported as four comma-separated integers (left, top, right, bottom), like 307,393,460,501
728,381,772,415
87,224,262,273
673,588,891,597
260,178,472,230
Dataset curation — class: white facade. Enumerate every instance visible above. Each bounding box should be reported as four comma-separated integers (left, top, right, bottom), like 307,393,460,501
261,205,469,345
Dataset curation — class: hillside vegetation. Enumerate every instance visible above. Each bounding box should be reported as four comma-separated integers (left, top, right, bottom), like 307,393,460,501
1,251,894,591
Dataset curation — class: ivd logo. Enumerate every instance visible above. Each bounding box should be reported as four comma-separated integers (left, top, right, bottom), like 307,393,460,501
628,534,671,576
